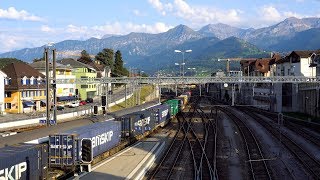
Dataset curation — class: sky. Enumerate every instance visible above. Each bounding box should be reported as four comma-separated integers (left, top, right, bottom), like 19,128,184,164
0,0,320,53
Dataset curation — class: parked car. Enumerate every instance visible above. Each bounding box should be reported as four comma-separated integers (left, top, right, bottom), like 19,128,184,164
68,102,80,108
79,100,87,106
57,105,65,110
50,105,64,111
86,98,93,103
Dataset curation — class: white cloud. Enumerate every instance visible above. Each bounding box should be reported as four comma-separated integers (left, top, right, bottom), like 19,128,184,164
258,5,305,24
148,0,173,16
148,0,242,27
0,7,44,21
41,25,55,33
91,22,173,35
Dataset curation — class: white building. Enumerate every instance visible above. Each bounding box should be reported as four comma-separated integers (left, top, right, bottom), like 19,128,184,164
0,70,7,114
29,61,77,97
275,50,320,114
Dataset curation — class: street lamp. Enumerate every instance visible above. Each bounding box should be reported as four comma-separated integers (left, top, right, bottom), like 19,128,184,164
175,49,192,91
187,67,196,76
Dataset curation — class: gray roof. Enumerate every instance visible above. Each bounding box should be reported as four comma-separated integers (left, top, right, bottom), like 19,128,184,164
29,61,72,70
57,58,95,70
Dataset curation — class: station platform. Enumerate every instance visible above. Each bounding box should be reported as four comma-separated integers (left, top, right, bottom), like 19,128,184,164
78,133,170,180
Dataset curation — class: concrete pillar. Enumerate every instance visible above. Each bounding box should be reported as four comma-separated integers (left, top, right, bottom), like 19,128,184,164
274,83,282,113
292,83,299,112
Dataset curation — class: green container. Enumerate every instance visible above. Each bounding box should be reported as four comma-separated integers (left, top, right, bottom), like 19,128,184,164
164,99,179,116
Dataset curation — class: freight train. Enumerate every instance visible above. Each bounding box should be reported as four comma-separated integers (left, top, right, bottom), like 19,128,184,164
0,92,191,180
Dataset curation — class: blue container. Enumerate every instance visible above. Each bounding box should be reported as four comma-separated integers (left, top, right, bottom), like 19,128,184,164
0,144,48,180
117,110,155,137
147,104,170,127
49,121,121,167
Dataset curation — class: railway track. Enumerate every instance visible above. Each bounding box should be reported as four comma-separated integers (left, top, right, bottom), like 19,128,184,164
197,106,219,180
149,95,218,180
219,106,273,180
240,107,320,179
253,108,320,148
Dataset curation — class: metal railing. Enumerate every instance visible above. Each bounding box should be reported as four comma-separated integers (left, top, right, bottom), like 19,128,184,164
55,76,320,84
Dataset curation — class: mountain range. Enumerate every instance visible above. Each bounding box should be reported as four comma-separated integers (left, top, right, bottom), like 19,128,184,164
1,17,319,73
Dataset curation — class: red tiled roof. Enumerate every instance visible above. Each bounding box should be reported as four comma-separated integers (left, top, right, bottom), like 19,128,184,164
255,58,272,73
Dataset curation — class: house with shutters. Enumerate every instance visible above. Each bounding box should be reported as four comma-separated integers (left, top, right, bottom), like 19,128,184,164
30,60,77,104
57,59,97,100
2,62,46,114
0,70,7,115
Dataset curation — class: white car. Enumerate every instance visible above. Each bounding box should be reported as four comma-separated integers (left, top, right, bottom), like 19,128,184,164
68,101,80,108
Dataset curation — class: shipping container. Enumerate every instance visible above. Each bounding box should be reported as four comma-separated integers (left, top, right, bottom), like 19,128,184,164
164,99,179,116
0,144,48,180
147,104,170,127
49,121,121,168
175,98,185,110
117,110,155,137
178,95,189,105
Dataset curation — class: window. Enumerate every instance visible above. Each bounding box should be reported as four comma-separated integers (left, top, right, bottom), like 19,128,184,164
30,77,34,85
5,92,11,97
22,91,26,97
34,79,38,85
5,78,11,85
81,85,88,88
30,91,34,97
26,79,30,85
5,103,11,109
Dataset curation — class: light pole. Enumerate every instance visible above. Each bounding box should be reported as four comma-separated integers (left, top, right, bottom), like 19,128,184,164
187,67,196,76
175,49,192,92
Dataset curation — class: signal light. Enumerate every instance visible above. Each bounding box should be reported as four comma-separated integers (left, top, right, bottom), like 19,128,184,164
82,139,92,162
94,105,98,115
101,95,106,106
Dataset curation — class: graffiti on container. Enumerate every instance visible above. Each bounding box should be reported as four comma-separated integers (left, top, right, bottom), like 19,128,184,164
92,131,114,148
0,162,27,180
161,109,169,118
134,117,151,127
50,144,73,149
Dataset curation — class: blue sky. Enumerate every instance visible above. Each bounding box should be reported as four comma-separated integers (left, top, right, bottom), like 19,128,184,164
1,0,319,53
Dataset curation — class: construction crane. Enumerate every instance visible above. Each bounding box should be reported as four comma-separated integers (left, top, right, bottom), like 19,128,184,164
217,58,256,74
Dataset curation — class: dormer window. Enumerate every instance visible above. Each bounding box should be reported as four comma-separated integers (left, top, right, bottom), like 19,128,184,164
21,76,27,85
30,76,35,85
38,77,42,85
4,78,11,85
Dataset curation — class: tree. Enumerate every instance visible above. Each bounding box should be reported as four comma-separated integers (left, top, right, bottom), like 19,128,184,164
95,48,114,67
113,50,129,77
78,50,92,63
0,58,26,69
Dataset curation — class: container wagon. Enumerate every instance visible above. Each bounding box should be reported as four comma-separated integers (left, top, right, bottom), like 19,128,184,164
147,104,171,127
49,121,121,169
164,99,179,116
0,144,48,180
174,98,185,110
178,94,189,105
118,110,155,138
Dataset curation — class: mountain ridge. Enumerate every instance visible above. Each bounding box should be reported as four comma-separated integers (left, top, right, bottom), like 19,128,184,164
1,17,319,72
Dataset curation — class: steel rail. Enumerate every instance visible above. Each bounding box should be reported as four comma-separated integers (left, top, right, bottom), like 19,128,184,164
219,107,272,180
240,107,320,179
